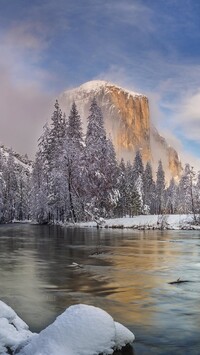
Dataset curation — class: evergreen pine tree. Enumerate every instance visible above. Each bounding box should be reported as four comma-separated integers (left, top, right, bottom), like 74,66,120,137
3,150,18,222
133,150,144,211
48,101,66,221
62,102,84,222
166,177,177,214
133,150,144,178
85,98,110,216
30,151,49,223
116,158,127,217
177,164,196,220
0,149,5,222
143,162,156,214
126,161,141,216
156,160,165,214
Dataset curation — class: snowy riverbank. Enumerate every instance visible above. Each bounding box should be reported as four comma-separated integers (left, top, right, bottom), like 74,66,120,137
77,214,199,230
10,214,200,231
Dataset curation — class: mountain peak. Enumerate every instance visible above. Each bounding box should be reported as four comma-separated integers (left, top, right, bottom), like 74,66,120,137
64,80,145,99
78,80,110,91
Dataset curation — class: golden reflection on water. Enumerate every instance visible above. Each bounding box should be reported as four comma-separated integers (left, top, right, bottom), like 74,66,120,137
0,225,200,342
63,231,199,329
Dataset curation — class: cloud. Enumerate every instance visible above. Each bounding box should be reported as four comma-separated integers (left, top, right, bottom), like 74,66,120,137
0,23,56,157
172,91,200,141
4,22,46,51
104,0,154,31
0,64,53,158
162,129,200,170
95,65,140,92
0,21,51,87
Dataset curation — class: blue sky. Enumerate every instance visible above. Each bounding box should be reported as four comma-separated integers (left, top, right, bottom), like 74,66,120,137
0,0,200,165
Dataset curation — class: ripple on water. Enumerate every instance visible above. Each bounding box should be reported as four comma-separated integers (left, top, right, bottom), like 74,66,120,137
0,225,200,353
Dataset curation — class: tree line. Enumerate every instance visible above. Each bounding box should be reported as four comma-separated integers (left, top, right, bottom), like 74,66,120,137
0,99,199,223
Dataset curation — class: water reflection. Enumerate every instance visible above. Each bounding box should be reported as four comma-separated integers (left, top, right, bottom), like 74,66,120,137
0,224,200,354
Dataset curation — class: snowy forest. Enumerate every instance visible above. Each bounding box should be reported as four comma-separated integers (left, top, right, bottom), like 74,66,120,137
0,99,199,224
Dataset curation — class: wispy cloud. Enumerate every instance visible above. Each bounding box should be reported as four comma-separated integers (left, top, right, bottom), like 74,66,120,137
0,65,53,158
104,0,154,31
172,91,200,142
0,22,55,157
4,22,47,51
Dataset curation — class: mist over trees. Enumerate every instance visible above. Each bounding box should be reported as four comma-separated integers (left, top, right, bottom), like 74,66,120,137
0,99,200,224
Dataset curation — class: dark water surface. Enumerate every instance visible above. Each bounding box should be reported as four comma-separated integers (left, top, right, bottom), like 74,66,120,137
0,224,200,354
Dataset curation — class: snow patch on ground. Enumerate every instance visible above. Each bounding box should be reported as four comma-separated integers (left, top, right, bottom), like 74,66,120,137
77,214,196,230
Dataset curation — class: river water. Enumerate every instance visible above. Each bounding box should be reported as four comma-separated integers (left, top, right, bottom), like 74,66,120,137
0,224,200,354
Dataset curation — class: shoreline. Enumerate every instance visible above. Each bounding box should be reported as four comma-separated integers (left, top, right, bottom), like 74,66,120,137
75,214,200,231
3,214,200,231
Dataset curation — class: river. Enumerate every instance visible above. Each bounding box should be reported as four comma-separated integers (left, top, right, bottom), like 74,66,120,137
0,224,200,354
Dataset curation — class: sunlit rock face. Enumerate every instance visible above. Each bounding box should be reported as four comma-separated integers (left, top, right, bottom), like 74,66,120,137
60,80,182,181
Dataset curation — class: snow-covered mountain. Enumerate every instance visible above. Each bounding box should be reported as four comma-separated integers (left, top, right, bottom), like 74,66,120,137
60,80,182,180
0,144,32,171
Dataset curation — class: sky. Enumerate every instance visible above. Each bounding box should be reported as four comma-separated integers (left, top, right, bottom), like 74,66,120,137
1,0,200,166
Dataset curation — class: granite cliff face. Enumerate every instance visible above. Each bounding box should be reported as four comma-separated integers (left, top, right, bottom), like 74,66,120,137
60,80,182,180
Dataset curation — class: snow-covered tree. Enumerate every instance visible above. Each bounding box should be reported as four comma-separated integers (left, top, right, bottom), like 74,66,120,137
62,102,85,222
38,123,51,166
15,165,30,221
125,161,141,216
194,171,200,215
132,150,144,211
0,149,5,222
48,100,66,159
85,98,115,217
102,137,119,215
156,160,165,214
143,162,156,214
30,151,49,223
48,101,66,221
30,100,66,223
2,150,18,222
165,177,177,214
133,150,144,178
30,122,52,223
115,159,126,217
177,164,196,220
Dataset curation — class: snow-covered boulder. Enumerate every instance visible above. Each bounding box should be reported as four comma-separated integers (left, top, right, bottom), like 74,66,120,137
20,304,135,355
114,322,135,350
0,302,135,355
0,300,32,355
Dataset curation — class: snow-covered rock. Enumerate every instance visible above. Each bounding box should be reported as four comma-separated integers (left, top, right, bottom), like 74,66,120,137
0,302,134,355
0,300,32,355
114,322,135,350
62,80,143,99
